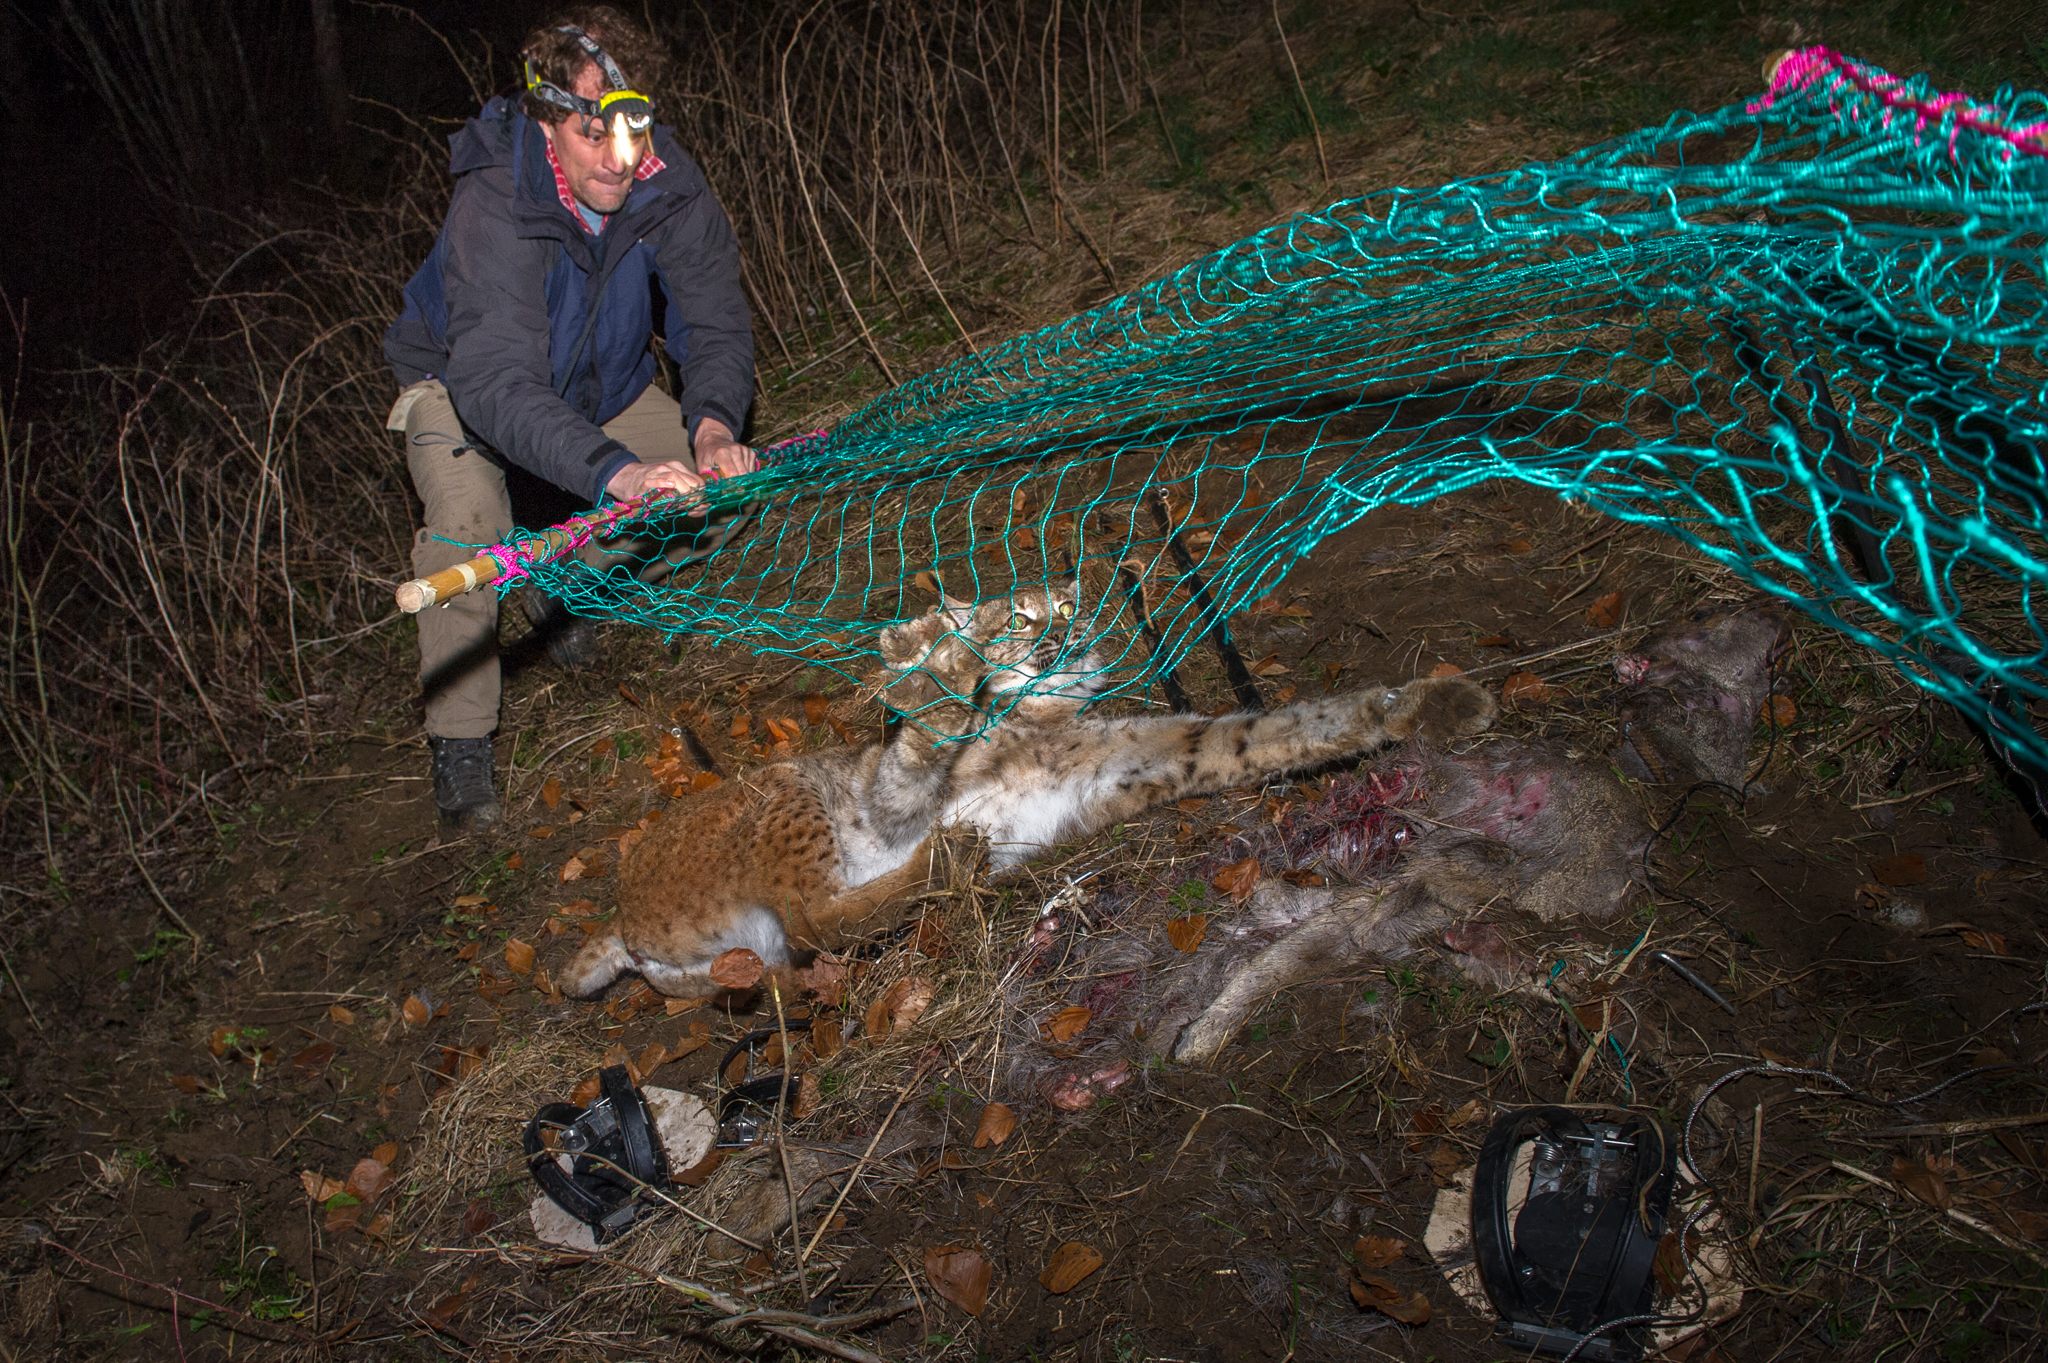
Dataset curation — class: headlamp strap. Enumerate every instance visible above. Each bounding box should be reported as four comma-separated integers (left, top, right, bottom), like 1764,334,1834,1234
522,24,653,129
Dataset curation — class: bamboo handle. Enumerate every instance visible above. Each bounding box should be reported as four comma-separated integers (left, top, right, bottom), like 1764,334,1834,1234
393,491,678,614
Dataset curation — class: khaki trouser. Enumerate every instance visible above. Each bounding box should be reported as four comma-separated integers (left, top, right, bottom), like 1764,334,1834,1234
393,379,696,739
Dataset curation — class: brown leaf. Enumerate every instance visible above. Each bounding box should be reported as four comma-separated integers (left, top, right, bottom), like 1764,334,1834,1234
634,1041,670,1079
710,948,765,991
299,1169,347,1203
1427,662,1465,678
1250,653,1292,677
1871,853,1926,887
402,994,432,1028
1585,591,1624,628
559,855,589,883
503,938,536,976
1211,856,1260,902
795,956,848,1005
1763,694,1797,727
1166,914,1210,953
1959,927,2011,955
291,1041,338,1074
973,1102,1018,1149
461,1198,494,1237
1474,633,1516,649
328,1004,356,1026
1353,1234,1405,1270
811,1014,844,1060
1891,1154,1952,1210
569,1073,602,1106
1040,1241,1105,1293
802,693,830,725
1349,1270,1431,1325
168,1073,202,1095
729,709,752,740
924,1245,992,1315
864,976,936,1038
1041,1005,1092,1044
690,770,723,792
541,776,563,810
372,1141,399,1165
423,1288,471,1333
346,1156,394,1201
1501,671,1554,704
793,1070,821,1119
765,716,804,746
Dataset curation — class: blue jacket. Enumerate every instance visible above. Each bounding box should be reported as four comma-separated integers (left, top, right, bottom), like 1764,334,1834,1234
385,97,754,502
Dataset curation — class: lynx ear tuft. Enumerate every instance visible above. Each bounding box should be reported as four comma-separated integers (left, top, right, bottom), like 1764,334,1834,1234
939,592,976,629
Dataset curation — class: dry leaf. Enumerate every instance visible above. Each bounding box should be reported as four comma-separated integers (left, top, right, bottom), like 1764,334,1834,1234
1353,1235,1405,1270
1960,927,2011,955
765,716,803,745
569,1073,602,1106
924,1245,992,1315
541,776,563,810
729,709,752,740
346,1156,393,1201
452,893,488,908
1350,1271,1431,1325
503,938,536,976
168,1073,202,1095
291,1041,337,1074
1763,694,1797,726
1166,914,1210,953
690,770,723,792
973,1102,1018,1149
802,693,830,725
811,1014,844,1060
1474,633,1515,649
710,948,765,990
1040,1241,1105,1293
1586,591,1623,627
299,1170,347,1203
634,1041,670,1079
559,855,589,883
1871,853,1926,887
402,994,431,1028
1501,671,1554,703
1890,1154,1952,1210
1211,856,1260,902
1427,661,1465,678
1250,653,1292,677
1041,1005,1091,1043
328,1003,356,1026
461,1198,494,1238
865,976,936,1037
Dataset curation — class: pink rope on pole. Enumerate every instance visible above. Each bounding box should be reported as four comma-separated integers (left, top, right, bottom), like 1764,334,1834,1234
1751,45,2048,160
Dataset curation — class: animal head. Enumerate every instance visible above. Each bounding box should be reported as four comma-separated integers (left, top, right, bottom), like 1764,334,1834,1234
869,581,1105,722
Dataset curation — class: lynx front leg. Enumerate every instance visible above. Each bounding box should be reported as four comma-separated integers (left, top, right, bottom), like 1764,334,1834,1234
1082,676,1497,827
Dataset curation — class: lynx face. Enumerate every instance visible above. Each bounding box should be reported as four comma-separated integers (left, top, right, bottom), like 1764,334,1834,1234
877,582,1101,724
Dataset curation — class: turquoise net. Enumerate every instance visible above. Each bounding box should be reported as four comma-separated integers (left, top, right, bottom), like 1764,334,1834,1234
499,47,2047,771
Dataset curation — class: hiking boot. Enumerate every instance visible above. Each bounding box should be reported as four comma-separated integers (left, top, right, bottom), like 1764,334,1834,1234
518,590,599,670
430,735,501,831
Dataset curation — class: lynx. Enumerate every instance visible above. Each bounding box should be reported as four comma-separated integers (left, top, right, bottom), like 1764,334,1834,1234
562,584,1496,998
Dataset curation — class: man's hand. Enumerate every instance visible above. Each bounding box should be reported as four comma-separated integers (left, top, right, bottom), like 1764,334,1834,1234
693,418,758,481
606,459,705,503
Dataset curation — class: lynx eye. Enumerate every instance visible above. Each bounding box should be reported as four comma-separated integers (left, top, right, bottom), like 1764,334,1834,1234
1056,600,1076,619
1009,611,1031,631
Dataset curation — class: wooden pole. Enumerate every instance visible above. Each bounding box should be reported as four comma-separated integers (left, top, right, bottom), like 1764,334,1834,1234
393,490,683,614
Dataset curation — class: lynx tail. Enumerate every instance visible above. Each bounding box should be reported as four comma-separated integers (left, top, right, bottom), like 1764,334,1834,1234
561,929,634,999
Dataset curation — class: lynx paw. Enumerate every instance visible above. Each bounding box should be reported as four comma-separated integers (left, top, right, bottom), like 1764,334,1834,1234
1385,676,1497,743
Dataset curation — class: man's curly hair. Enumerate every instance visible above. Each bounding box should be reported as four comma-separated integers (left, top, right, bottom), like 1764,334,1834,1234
519,5,671,126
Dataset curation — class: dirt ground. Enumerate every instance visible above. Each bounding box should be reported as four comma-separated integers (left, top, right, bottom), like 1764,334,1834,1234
6,473,2044,1361
7,3,2048,1359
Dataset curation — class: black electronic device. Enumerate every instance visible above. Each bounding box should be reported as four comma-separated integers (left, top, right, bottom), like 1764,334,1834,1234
1470,1107,1677,1362
524,1065,673,1243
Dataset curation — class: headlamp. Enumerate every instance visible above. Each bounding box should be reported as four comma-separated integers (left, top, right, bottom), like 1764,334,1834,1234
523,25,655,165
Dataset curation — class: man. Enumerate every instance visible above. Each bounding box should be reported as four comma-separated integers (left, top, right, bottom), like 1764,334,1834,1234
384,5,755,831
